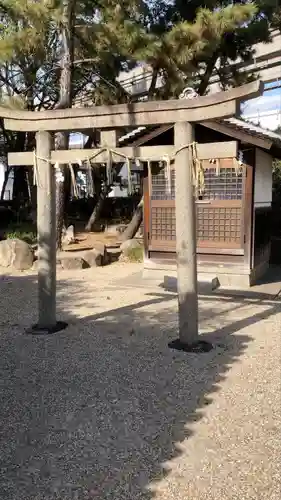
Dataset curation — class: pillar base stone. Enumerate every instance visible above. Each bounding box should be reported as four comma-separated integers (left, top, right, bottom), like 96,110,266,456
26,321,68,335
168,338,213,353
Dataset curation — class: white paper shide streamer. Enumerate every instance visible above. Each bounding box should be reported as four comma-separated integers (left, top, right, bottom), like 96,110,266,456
54,162,64,184
162,154,172,196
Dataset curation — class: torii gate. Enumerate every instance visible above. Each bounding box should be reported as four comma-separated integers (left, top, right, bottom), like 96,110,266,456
1,81,263,349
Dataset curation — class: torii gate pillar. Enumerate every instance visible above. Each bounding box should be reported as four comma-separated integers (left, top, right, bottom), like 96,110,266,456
172,122,199,348
28,131,66,334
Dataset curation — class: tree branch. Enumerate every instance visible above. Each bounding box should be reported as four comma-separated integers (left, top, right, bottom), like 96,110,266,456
197,52,219,96
73,58,98,66
148,67,159,99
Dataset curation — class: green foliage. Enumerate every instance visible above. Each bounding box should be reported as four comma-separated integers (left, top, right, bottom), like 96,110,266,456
273,159,281,200
0,0,278,113
139,0,275,96
257,1,281,30
125,244,144,263
5,222,37,244
153,3,258,96
0,0,279,145
0,0,278,220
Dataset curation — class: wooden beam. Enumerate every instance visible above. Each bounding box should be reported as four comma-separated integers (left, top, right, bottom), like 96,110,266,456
8,142,237,166
8,146,176,165
198,140,237,159
1,81,263,132
202,121,273,150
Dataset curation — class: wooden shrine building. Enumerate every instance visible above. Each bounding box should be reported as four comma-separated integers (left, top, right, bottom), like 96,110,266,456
120,119,281,287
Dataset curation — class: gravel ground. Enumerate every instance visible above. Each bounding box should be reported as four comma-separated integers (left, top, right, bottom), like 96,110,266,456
0,263,280,499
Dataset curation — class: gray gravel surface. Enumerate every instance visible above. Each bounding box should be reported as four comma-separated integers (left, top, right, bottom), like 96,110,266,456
0,263,280,499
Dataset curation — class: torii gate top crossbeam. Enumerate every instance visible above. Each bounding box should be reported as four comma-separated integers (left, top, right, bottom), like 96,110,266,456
1,81,263,132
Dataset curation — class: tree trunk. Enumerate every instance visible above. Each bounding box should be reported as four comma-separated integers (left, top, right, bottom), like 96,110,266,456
148,67,159,99
120,197,143,241
85,184,112,232
63,164,72,226
85,163,123,232
55,134,69,248
54,0,76,250
13,166,28,200
12,132,28,205
197,52,219,95
0,166,11,200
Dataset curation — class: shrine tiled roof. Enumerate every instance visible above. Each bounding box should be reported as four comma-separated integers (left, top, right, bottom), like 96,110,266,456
220,118,281,147
118,118,281,150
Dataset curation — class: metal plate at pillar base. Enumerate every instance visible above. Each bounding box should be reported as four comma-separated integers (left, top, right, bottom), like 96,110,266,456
26,321,68,335
168,338,213,353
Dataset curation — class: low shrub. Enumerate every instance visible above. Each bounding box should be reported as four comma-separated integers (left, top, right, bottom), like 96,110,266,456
5,223,37,245
125,244,143,262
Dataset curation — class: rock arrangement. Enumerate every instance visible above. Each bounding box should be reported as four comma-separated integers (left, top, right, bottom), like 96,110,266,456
119,239,143,263
0,238,108,272
61,225,75,246
120,238,142,255
57,245,106,270
0,226,143,272
0,238,34,271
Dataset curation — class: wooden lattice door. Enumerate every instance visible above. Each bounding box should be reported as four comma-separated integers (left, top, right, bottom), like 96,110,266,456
148,159,246,253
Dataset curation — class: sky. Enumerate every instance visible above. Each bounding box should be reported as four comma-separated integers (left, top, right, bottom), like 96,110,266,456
242,84,281,131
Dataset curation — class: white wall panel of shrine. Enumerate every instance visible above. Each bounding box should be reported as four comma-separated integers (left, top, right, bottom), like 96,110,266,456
254,148,272,208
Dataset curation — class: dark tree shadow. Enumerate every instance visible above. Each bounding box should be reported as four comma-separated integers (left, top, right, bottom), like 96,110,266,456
0,269,280,499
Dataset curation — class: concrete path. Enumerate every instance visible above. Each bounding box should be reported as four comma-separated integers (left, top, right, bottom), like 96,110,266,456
0,263,280,499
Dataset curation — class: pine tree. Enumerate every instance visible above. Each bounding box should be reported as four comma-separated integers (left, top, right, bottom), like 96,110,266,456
0,0,278,239
54,1,76,249
139,1,271,98
116,1,275,239
0,0,146,242
257,1,281,31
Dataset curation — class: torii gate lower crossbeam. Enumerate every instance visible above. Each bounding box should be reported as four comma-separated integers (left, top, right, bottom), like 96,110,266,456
1,80,263,347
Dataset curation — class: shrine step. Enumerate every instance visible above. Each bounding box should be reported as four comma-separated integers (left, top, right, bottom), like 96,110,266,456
162,275,220,293
142,266,219,293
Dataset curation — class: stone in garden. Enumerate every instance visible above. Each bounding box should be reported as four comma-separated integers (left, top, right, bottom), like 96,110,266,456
92,242,105,256
62,225,75,245
93,243,110,265
81,249,103,267
0,238,34,270
120,239,141,255
58,256,87,270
